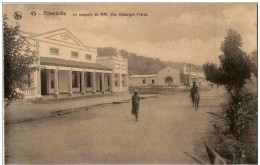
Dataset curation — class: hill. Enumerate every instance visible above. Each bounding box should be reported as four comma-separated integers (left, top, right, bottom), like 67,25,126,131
97,47,203,75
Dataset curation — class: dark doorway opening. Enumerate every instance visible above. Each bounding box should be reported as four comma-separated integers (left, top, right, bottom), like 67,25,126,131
100,76,102,91
41,69,47,95
107,76,110,91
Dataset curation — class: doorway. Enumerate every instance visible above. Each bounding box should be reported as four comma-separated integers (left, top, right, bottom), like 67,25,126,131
41,69,47,95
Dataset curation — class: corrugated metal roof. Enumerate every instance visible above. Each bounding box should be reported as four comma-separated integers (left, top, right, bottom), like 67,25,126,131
40,57,112,71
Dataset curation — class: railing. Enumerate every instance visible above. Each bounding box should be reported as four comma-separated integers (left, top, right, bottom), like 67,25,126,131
18,87,36,97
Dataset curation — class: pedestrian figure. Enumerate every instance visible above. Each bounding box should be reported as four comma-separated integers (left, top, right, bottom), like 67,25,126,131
190,82,196,106
132,90,140,121
193,86,200,110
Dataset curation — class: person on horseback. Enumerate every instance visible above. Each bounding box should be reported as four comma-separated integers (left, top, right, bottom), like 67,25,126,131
190,82,196,106
193,86,200,110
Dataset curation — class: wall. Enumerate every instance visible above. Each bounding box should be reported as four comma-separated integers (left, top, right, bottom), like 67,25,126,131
130,76,158,86
58,70,69,93
157,67,181,85
38,41,97,63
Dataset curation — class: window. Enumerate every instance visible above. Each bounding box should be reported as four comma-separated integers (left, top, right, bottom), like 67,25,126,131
114,64,120,69
71,51,78,58
72,71,78,88
85,54,92,60
50,48,59,55
143,78,146,84
152,80,155,84
121,65,127,70
50,70,54,88
86,72,91,87
108,76,110,87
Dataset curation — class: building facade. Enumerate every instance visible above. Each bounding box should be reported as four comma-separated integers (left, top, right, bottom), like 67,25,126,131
129,67,181,86
180,64,206,86
96,54,128,92
20,28,128,98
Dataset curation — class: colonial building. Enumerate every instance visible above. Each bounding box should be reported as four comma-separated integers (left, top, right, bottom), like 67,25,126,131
96,54,128,92
129,67,181,86
129,65,207,87
180,64,206,86
20,28,128,98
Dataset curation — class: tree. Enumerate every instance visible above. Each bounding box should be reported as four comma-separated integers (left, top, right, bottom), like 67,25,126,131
203,29,252,91
4,15,37,106
203,29,257,163
97,47,118,57
202,63,222,85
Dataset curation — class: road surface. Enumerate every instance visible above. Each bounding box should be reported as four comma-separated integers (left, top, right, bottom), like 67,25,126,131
5,87,225,164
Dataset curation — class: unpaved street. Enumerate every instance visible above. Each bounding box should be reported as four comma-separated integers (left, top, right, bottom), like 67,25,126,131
5,88,225,164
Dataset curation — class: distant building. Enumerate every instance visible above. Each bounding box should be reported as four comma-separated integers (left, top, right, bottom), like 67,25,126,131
129,67,181,86
180,64,206,86
19,28,128,98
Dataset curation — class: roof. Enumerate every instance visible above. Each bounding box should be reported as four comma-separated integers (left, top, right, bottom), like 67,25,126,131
181,72,205,78
130,74,158,78
40,57,112,71
22,28,97,51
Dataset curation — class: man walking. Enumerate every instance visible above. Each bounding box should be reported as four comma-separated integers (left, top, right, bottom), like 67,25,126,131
132,90,141,121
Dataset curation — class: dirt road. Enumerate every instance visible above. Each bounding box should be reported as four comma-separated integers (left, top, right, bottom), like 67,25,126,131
5,87,225,164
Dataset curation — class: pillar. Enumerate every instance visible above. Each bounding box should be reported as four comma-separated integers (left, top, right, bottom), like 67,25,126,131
101,72,105,93
35,40,42,98
68,70,72,96
110,73,114,92
54,69,59,97
81,71,85,95
36,68,42,98
91,71,96,94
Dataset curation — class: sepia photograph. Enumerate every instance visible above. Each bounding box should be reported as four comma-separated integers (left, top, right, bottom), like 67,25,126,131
2,2,258,164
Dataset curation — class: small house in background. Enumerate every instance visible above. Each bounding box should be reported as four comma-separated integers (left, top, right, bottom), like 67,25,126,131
180,64,206,86
129,66,181,86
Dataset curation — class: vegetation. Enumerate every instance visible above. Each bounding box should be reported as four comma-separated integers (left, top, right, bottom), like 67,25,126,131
4,15,37,107
203,29,257,163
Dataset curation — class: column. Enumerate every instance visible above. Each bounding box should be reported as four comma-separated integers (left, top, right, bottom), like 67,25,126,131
54,69,59,97
110,72,114,92
68,70,72,96
101,72,105,93
91,71,96,94
119,73,122,91
36,68,42,98
81,71,85,95
35,40,42,98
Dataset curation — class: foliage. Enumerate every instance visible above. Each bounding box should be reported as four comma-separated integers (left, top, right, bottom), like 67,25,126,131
203,29,253,92
203,29,257,164
202,63,222,84
222,88,257,139
4,15,37,106
97,47,118,57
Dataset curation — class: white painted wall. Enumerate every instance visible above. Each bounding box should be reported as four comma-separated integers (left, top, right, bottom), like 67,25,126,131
129,76,158,86
38,41,97,63
157,67,181,85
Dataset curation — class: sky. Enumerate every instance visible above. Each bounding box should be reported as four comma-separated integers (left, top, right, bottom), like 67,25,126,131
3,3,257,66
